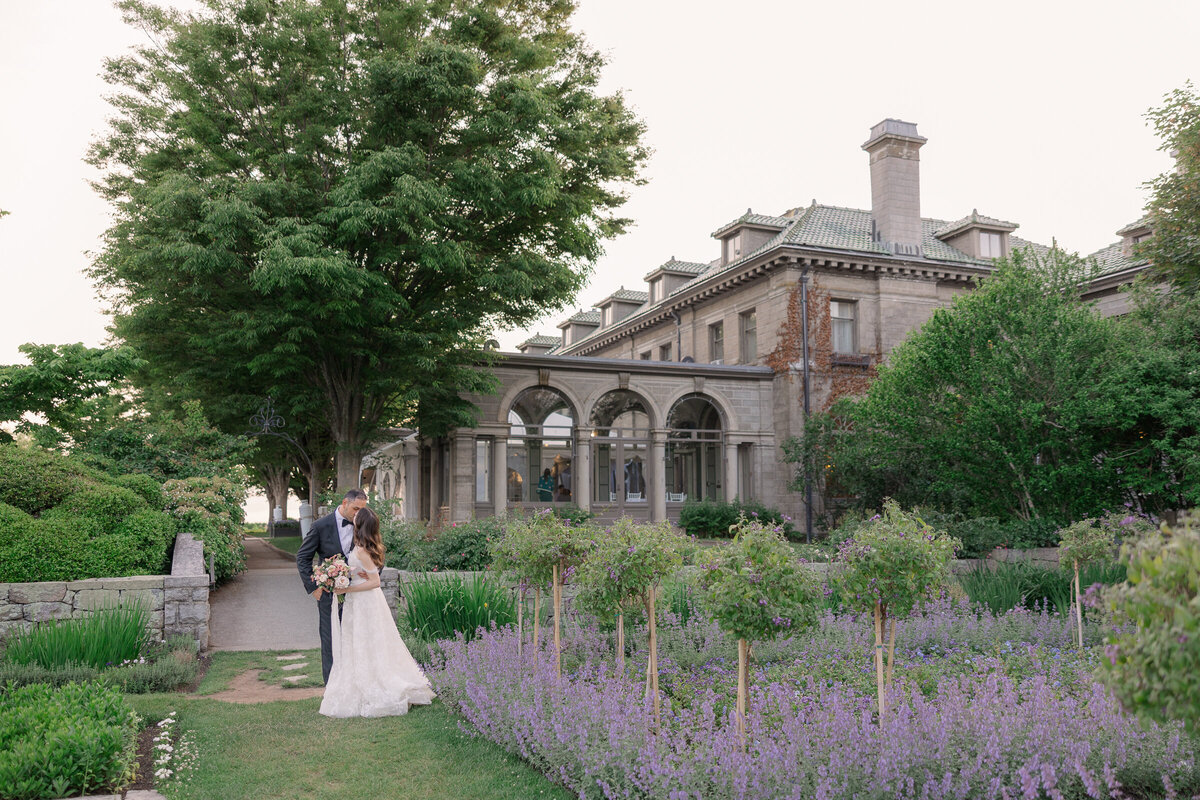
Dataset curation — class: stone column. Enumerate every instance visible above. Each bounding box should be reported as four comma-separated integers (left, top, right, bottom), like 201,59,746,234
574,427,593,513
402,449,420,520
724,439,739,502
493,437,508,517
651,428,667,522
452,435,474,523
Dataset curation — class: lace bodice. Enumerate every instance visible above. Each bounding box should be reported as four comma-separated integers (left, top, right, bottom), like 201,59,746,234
347,548,379,586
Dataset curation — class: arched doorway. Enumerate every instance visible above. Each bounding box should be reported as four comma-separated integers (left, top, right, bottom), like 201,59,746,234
666,394,724,505
589,389,651,518
507,386,575,507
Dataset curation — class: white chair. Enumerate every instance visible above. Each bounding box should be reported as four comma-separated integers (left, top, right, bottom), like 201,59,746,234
626,492,644,502
667,492,686,503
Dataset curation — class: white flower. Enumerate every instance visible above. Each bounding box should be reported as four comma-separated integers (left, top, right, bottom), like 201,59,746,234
334,575,350,589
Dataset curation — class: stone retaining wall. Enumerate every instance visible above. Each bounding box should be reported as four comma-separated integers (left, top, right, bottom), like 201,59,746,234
0,531,212,651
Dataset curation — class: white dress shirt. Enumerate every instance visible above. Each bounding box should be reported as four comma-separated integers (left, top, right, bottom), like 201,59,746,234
334,507,353,554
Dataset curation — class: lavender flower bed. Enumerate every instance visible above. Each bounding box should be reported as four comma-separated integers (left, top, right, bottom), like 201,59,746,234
425,600,1200,799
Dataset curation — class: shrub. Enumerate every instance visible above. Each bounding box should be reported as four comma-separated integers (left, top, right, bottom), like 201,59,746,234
678,499,794,539
1101,512,1200,733
0,516,95,582
428,517,504,571
0,681,139,800
59,484,147,529
382,518,433,571
1,603,151,670
113,473,164,508
401,572,515,643
0,502,33,545
551,504,595,526
163,476,246,582
0,444,95,515
271,519,301,536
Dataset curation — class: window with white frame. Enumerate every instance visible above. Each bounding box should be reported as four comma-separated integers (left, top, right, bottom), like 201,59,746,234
739,310,756,363
475,438,492,502
709,321,724,363
830,300,857,354
979,231,1003,258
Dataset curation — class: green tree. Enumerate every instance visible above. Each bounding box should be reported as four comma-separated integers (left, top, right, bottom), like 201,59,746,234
89,0,647,489
1100,512,1200,733
575,518,686,723
698,517,820,738
1140,83,1200,293
834,501,958,718
0,343,141,449
787,248,1149,524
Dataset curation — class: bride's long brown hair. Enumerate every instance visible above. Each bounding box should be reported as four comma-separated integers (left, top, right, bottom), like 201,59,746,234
352,507,385,569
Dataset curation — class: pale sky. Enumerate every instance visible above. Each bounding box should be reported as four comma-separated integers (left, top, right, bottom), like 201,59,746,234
1,0,1196,516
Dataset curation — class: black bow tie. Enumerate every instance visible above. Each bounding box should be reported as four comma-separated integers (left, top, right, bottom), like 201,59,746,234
340,518,354,527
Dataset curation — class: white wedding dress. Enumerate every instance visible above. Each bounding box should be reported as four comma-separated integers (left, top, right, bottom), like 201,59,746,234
319,548,436,717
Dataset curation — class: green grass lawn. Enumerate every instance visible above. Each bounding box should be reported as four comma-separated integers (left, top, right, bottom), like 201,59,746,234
128,693,571,800
196,649,326,691
264,536,303,556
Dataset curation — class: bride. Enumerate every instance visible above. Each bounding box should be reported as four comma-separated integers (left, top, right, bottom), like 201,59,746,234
319,507,435,717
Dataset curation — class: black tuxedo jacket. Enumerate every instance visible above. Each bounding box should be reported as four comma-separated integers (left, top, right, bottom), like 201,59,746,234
296,511,350,595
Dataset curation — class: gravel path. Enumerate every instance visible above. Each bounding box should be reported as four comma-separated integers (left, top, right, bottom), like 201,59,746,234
208,538,320,651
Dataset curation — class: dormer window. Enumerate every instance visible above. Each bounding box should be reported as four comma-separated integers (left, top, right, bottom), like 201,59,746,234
725,233,743,263
602,306,613,326
980,232,1003,258
1132,232,1151,245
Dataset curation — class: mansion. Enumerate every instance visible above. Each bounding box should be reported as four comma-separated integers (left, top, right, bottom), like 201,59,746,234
364,120,1150,528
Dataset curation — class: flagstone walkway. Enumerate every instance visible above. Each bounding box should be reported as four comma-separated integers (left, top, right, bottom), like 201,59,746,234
209,537,321,651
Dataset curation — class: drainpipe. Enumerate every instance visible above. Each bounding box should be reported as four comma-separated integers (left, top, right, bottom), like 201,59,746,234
668,309,682,361
799,267,814,543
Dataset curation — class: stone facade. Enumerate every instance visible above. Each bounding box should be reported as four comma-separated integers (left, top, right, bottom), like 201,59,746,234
0,531,212,651
380,119,1150,531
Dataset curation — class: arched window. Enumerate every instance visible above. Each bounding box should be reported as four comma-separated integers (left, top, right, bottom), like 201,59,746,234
589,390,650,508
507,387,575,505
666,395,724,503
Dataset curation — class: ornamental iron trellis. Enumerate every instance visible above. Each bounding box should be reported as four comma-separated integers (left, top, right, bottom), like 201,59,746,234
246,397,316,488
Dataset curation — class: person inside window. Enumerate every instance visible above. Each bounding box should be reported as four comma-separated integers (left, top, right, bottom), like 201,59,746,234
537,468,554,502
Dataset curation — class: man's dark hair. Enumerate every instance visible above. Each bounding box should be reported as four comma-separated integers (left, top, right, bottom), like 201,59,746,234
343,489,368,502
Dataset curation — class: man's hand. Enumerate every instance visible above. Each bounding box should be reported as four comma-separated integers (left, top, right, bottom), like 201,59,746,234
311,587,324,601
357,570,369,580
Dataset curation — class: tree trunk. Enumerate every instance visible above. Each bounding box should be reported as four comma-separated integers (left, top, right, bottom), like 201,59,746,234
552,564,562,679
736,637,749,741
264,465,291,524
336,447,363,493
1074,559,1084,648
264,481,278,536
874,601,886,719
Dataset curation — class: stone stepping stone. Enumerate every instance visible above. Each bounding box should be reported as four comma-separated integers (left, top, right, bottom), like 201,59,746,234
281,662,309,671
282,674,310,683
276,653,306,661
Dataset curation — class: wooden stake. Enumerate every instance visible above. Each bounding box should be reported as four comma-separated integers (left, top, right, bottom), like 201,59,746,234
616,610,625,674
517,589,524,658
874,601,886,719
736,637,748,741
1074,559,1084,648
553,563,562,679
648,588,660,726
885,615,897,693
533,585,541,652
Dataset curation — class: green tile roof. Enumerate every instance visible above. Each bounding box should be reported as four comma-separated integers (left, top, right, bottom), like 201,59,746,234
518,334,560,349
643,257,710,280
1087,241,1150,277
1115,216,1151,237
566,310,600,325
605,288,649,304
933,210,1019,239
710,210,793,239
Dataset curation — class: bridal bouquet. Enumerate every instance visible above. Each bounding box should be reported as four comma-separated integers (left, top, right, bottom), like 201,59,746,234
312,554,352,601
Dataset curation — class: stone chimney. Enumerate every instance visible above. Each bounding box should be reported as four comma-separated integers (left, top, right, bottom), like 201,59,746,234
862,119,926,257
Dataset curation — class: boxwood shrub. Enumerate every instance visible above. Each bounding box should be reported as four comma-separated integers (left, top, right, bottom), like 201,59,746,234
0,681,138,800
0,445,93,515
677,499,795,539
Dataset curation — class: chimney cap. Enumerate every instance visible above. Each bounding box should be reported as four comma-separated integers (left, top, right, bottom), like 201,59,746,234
863,118,926,150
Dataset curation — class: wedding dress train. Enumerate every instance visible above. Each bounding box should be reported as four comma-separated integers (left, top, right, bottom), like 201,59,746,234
319,549,435,717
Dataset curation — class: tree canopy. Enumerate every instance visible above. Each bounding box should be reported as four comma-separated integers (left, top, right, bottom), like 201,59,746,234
1140,82,1200,293
89,0,648,488
785,247,1198,524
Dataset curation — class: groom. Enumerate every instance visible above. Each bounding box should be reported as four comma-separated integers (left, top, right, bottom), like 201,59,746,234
296,489,369,684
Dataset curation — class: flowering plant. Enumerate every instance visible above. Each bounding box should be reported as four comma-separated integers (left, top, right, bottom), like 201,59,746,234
311,554,352,601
